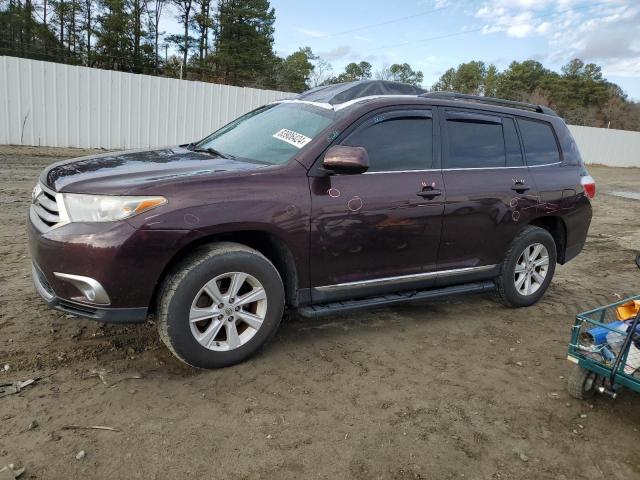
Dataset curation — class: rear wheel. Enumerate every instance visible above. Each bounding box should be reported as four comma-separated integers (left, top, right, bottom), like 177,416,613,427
496,226,557,307
157,242,285,368
567,365,598,400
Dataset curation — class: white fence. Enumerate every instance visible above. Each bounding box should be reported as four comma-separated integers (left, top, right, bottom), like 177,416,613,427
567,125,640,168
0,56,291,149
1,56,640,167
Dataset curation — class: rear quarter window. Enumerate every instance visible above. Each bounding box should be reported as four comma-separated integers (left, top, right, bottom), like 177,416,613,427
517,118,561,166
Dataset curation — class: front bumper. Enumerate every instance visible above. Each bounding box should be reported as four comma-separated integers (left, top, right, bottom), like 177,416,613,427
31,262,148,323
28,213,194,324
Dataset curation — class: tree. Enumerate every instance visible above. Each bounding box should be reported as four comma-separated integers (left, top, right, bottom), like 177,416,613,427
432,61,498,95
51,0,68,48
483,64,499,97
130,0,145,68
212,0,276,87
148,0,164,73
172,0,193,77
557,59,609,113
343,61,371,81
309,56,332,87
375,63,392,81
375,62,423,86
388,63,423,86
428,57,640,131
191,0,212,76
81,0,96,63
495,60,552,100
0,0,64,61
455,61,485,94
325,61,372,84
3,0,640,132
432,67,455,91
274,46,315,92
95,0,133,70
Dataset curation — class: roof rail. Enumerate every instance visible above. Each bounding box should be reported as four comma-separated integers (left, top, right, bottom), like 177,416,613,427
420,91,557,116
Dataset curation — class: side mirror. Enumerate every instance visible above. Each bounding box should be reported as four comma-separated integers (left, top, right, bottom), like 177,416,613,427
323,145,369,175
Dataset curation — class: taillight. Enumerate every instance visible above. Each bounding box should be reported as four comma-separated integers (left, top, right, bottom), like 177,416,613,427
581,175,596,199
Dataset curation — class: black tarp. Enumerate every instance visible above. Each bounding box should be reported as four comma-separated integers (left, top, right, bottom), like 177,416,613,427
295,80,426,105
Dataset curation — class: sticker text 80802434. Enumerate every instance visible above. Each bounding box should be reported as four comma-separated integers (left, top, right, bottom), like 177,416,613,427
272,128,312,149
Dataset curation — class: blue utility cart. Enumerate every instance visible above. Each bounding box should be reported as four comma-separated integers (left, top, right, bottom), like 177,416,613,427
567,294,640,399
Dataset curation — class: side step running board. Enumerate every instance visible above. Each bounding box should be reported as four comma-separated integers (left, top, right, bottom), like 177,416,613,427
297,281,495,318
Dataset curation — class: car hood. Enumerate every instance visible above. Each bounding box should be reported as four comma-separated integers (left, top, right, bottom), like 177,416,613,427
42,146,267,194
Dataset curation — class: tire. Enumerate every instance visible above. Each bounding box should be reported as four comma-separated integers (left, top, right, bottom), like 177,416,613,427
496,225,557,308
567,365,598,400
157,242,285,369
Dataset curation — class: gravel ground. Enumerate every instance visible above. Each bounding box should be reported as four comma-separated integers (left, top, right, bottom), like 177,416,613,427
1,146,639,480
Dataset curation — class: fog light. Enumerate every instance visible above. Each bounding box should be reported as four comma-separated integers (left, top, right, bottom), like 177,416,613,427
53,272,111,305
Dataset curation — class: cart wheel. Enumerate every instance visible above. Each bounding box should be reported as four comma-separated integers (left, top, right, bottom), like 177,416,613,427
567,365,598,400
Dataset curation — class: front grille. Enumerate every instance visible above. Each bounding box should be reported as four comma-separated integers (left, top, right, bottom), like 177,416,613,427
30,183,63,232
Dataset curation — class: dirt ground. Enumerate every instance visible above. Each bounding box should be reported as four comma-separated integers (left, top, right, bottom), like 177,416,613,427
1,146,639,480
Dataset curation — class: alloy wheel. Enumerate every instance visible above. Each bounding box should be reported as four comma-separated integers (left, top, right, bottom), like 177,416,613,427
189,272,267,351
514,243,549,296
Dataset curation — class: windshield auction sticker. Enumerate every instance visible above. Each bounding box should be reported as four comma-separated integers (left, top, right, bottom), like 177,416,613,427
272,128,312,148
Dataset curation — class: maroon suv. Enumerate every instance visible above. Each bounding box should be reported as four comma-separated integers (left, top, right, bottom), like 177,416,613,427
28,81,594,368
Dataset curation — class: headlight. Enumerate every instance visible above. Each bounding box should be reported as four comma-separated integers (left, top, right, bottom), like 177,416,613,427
61,193,167,222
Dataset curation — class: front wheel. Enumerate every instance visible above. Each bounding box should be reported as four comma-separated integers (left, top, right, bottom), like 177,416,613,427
157,242,285,368
496,226,557,307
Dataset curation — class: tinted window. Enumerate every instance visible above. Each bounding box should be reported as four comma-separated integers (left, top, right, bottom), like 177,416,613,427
446,118,505,168
517,118,560,166
342,117,432,172
504,118,524,167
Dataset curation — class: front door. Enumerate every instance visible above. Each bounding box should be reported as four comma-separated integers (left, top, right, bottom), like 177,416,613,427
436,108,538,286
309,108,444,302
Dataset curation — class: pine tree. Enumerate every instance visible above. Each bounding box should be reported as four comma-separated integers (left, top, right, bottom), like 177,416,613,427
191,0,212,76
274,46,315,92
130,0,144,68
171,0,193,77
148,0,165,73
95,0,132,70
80,0,95,64
213,0,276,87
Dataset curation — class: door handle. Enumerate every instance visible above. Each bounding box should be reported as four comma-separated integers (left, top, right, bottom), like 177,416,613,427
511,184,531,193
417,188,442,198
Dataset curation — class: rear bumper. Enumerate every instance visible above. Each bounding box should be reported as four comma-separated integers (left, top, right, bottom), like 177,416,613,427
560,196,592,264
31,263,148,323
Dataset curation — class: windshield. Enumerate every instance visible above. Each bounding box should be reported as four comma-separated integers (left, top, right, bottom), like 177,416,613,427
195,102,338,165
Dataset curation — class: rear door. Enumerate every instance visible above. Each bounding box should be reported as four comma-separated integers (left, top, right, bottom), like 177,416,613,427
436,108,538,285
516,117,574,213
516,117,591,262
308,107,444,302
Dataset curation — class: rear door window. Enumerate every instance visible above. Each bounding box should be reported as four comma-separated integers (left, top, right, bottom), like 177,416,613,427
517,118,561,166
341,113,433,172
444,112,506,168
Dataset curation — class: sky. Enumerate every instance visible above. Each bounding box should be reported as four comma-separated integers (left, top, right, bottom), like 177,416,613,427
163,0,640,99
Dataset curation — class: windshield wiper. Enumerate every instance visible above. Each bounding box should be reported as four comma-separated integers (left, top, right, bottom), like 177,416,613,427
192,147,235,159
